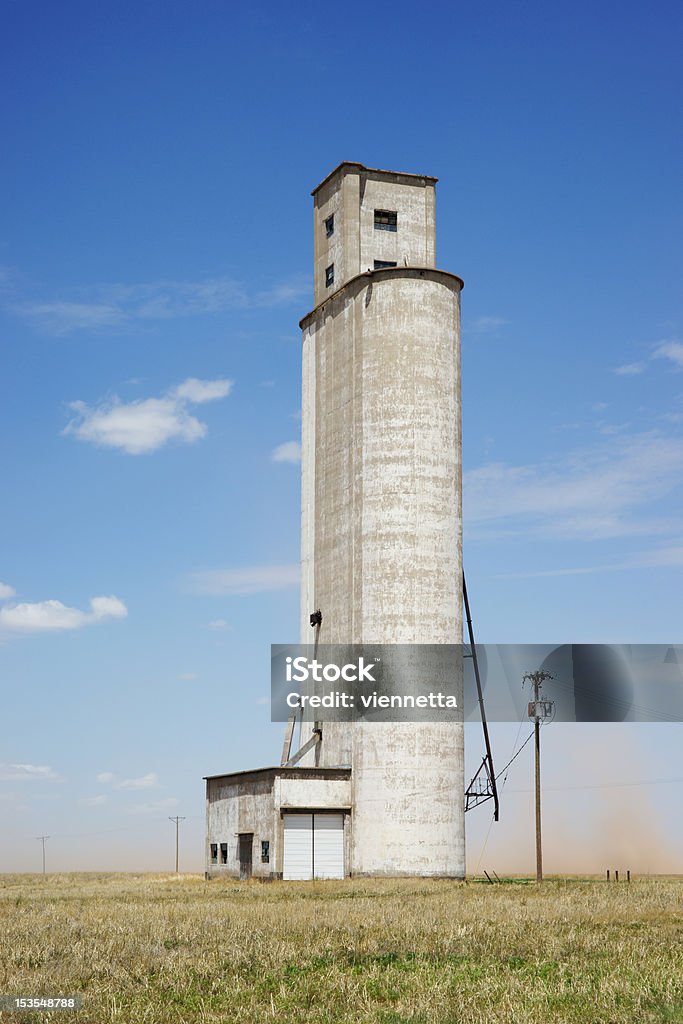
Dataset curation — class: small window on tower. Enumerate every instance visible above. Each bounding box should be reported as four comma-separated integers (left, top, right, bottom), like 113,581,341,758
210,843,218,864
374,260,397,269
220,842,228,864
261,840,270,863
325,264,335,288
325,214,334,238
374,209,397,232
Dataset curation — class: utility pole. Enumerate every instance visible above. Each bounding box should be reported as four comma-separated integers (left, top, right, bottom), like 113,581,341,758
168,817,185,873
36,835,49,875
522,671,554,883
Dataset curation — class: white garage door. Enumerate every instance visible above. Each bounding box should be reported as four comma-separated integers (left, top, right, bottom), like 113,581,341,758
311,813,344,879
282,812,344,880
282,813,313,880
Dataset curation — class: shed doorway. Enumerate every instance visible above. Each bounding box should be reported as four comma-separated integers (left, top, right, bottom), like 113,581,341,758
282,812,344,880
238,833,253,880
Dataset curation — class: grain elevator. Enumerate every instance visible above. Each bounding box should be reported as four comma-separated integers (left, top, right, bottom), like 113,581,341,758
205,162,465,880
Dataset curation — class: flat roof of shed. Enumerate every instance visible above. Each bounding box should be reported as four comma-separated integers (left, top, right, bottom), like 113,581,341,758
204,765,351,782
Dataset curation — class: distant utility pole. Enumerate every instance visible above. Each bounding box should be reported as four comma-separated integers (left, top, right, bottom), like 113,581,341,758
168,817,185,873
36,835,50,875
522,671,554,883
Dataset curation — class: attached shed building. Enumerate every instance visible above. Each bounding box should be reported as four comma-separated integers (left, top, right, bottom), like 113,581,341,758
205,766,351,880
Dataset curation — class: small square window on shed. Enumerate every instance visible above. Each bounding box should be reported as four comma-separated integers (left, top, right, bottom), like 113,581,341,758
325,264,335,288
261,840,270,863
220,842,228,864
374,209,397,232
374,259,397,269
210,843,218,864
325,214,334,238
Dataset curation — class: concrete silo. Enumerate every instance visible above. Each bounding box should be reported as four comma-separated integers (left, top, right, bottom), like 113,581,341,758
299,162,465,877
204,162,465,881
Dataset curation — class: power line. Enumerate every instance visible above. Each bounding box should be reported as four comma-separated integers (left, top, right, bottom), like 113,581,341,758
169,817,185,873
36,835,49,875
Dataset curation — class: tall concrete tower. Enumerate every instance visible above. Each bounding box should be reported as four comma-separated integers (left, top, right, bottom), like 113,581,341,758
299,162,465,877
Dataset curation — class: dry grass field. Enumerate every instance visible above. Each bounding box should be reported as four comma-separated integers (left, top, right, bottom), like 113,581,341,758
0,873,682,1023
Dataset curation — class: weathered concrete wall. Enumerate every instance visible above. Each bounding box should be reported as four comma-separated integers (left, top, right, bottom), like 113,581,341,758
300,265,465,877
206,773,277,879
313,163,436,306
275,774,351,810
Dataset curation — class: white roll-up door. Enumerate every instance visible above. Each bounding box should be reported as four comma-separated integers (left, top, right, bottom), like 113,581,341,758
282,812,345,880
312,813,344,879
282,813,313,879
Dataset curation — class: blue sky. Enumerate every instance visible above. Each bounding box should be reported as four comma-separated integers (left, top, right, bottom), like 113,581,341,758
1,0,682,873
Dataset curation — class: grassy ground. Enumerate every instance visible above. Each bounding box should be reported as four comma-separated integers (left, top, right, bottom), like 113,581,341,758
0,873,682,1023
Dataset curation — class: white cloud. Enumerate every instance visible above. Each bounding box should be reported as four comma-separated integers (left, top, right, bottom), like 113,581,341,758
189,564,300,595
254,274,311,308
205,618,231,631
79,794,107,806
272,441,301,464
0,763,59,782
652,340,683,370
172,378,233,403
63,377,232,455
614,362,645,376
466,315,508,334
96,772,115,784
177,672,197,681
130,797,179,814
14,273,310,335
0,595,127,634
465,433,683,541
116,772,160,791
493,545,683,580
0,582,15,600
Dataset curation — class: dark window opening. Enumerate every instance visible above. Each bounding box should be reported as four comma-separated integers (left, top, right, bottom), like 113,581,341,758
325,214,334,238
210,843,217,864
261,840,270,863
325,264,335,288
374,209,397,232
220,842,228,864
374,260,397,269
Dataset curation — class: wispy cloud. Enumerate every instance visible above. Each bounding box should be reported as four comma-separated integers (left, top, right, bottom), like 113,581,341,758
652,340,683,370
130,797,178,814
614,362,646,376
493,544,683,579
465,432,683,541
13,273,311,335
0,763,59,782
0,582,15,600
204,618,231,631
96,772,115,784
466,315,508,334
0,595,127,634
79,794,107,806
271,440,301,464
189,564,300,595
63,377,232,455
116,772,160,791
614,338,683,377
177,672,197,681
